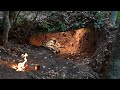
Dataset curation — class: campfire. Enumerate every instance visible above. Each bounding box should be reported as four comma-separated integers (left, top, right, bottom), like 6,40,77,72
11,53,29,71
0,53,40,72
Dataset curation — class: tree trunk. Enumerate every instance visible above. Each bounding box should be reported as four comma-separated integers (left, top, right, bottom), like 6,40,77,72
2,11,11,47
9,11,16,27
111,11,118,27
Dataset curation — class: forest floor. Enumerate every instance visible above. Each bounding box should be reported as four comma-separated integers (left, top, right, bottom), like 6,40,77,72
0,27,118,79
0,40,98,79
0,11,119,79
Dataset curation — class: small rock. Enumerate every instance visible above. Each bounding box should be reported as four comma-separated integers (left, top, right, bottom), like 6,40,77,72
62,73,66,78
104,48,108,52
48,68,51,70
39,53,42,55
67,58,69,60
34,57,37,58
73,66,76,68
66,62,69,64
42,65,46,68
63,67,66,69
44,57,47,59
55,67,58,69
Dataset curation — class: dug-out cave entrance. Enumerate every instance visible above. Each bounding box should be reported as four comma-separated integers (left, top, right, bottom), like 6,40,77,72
30,27,104,62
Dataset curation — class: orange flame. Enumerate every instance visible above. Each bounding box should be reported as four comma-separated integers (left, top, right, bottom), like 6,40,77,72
11,53,28,71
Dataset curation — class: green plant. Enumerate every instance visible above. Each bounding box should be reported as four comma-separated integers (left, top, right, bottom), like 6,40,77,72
117,11,120,20
94,11,107,29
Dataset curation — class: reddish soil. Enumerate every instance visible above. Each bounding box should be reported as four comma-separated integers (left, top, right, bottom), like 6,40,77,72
30,28,97,57
0,27,117,79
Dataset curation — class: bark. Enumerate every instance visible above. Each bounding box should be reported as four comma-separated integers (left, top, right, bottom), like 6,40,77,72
9,11,16,27
2,11,11,47
111,11,118,27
